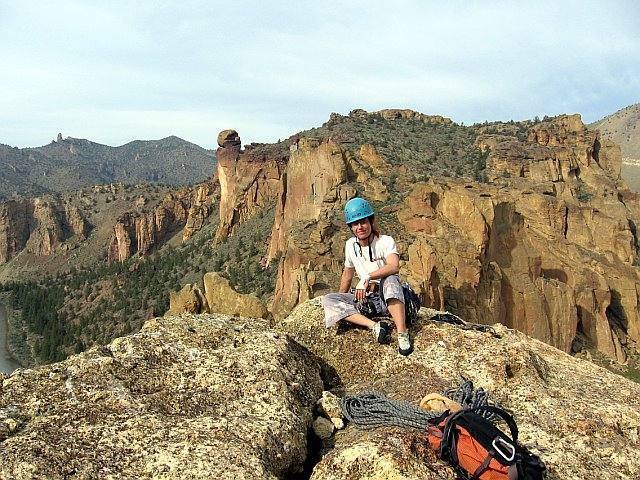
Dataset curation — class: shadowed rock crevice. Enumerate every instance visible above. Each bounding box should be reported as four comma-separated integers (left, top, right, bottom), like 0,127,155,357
607,289,628,337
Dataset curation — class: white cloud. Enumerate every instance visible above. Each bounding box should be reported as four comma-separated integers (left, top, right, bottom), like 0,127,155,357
0,0,638,147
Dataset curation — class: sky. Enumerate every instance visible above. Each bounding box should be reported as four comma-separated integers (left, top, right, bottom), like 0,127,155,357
1,0,639,148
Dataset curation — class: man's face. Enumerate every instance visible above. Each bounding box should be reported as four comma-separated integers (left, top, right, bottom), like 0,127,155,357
349,217,372,240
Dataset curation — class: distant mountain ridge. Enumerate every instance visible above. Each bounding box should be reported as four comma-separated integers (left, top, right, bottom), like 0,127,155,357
0,134,216,201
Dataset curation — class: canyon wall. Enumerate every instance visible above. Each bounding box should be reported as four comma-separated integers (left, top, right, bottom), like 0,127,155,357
107,181,217,262
0,197,88,263
212,113,640,362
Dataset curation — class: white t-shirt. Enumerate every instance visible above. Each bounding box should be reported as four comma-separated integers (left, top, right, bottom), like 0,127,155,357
344,235,399,280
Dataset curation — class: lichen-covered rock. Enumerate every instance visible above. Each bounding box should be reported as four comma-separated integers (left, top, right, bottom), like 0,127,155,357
316,390,344,429
313,416,335,440
279,300,640,480
0,314,323,479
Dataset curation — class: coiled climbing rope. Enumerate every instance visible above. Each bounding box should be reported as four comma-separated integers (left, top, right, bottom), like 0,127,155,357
341,391,439,429
443,380,491,411
341,380,499,430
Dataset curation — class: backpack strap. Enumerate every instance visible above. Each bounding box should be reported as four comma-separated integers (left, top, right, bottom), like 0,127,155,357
469,405,519,443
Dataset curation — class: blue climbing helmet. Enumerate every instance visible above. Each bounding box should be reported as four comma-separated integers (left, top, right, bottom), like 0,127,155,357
344,197,374,224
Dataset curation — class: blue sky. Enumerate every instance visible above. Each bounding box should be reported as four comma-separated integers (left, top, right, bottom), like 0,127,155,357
1,0,638,148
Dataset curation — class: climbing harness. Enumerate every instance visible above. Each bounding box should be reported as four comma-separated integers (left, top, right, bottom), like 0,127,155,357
351,280,421,325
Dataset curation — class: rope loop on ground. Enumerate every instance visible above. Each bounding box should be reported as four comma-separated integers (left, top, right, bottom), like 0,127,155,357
341,380,500,430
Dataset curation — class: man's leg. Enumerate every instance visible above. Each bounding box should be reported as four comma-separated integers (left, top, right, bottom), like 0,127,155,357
387,298,407,333
344,312,376,328
322,293,388,343
381,275,413,355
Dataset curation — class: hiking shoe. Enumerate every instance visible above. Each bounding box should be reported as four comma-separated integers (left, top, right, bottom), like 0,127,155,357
398,332,413,356
372,321,390,344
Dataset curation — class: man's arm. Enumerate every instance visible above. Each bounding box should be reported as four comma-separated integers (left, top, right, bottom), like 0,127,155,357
368,253,400,280
339,268,355,293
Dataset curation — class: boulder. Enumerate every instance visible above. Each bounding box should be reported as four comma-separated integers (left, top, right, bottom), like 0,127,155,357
0,314,323,479
279,300,640,479
312,417,335,440
217,129,241,148
203,272,268,318
166,283,208,315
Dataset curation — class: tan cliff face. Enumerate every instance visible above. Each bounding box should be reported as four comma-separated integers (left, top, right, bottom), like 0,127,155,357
266,138,397,318
211,113,640,363
107,181,217,262
214,130,286,243
399,180,636,362
0,197,88,263
398,117,638,362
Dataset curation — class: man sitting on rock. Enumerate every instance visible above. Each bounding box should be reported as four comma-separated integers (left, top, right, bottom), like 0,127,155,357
322,197,413,356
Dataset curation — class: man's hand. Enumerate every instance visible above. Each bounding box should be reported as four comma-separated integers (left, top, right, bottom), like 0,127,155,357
355,275,370,302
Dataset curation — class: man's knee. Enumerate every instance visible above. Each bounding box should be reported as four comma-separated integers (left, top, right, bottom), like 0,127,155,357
382,275,404,303
322,292,351,308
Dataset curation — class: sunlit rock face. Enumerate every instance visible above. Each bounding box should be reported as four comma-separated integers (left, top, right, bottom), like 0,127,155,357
214,130,285,244
0,197,88,263
107,181,217,262
0,314,323,479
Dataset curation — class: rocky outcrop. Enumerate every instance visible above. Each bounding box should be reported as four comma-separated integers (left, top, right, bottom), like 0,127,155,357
166,283,208,315
281,300,640,479
1,302,639,478
0,314,323,479
478,114,622,195
348,108,453,125
182,182,217,241
0,201,29,264
0,197,88,264
166,273,269,318
202,272,268,318
398,178,639,362
390,116,639,362
214,131,287,243
108,181,217,262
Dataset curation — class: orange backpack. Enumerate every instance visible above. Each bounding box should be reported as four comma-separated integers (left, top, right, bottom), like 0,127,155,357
427,406,546,480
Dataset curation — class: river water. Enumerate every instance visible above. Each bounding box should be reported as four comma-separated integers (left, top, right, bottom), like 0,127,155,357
0,305,20,374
